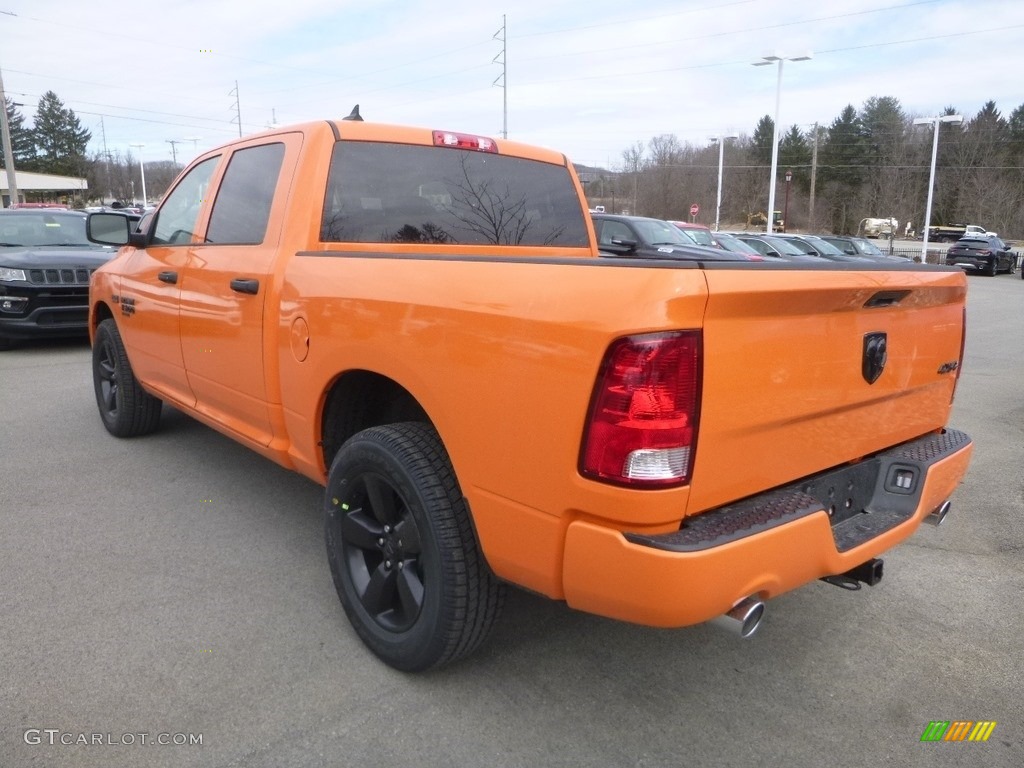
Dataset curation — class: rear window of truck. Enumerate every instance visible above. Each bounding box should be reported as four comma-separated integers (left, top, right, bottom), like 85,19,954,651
320,141,590,247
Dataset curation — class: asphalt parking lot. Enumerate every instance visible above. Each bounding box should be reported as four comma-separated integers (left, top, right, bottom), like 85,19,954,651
1,273,1021,768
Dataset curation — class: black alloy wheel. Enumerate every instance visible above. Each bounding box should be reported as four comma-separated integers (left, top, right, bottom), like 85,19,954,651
338,469,426,634
325,422,504,672
92,318,162,437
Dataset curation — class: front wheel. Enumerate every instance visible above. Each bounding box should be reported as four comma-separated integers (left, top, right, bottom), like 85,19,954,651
325,422,505,671
92,318,162,437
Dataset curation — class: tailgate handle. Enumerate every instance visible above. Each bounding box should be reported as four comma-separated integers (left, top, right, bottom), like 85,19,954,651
230,278,260,295
864,290,910,308
157,271,178,284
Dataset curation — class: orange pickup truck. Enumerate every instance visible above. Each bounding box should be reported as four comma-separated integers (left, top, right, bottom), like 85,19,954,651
85,117,973,671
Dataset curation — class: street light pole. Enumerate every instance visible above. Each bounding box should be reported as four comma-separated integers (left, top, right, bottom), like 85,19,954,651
753,52,812,234
913,114,963,263
129,143,147,205
783,168,792,232
709,134,738,232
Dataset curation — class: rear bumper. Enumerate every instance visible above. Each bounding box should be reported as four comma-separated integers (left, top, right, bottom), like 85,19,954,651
562,429,972,627
945,257,989,271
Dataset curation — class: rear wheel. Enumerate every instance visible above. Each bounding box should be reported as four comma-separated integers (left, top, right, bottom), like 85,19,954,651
325,422,505,671
92,319,162,437
986,259,998,277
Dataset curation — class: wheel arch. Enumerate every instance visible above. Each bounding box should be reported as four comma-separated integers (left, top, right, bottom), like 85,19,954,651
91,300,115,338
319,369,433,472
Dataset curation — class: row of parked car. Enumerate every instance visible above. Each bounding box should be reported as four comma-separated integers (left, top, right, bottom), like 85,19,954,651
592,212,1022,278
591,212,909,265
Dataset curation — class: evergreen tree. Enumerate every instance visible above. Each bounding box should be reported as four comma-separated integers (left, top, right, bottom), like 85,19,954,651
28,91,91,176
3,97,35,167
820,106,868,232
858,96,909,223
749,115,774,169
779,125,810,190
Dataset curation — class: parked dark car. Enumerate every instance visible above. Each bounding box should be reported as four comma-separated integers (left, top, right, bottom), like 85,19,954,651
0,209,122,349
944,235,1016,276
730,233,821,262
820,235,889,260
709,231,764,259
773,233,878,262
591,214,754,261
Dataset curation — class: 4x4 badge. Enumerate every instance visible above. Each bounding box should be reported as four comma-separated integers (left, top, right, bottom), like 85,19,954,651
863,332,887,384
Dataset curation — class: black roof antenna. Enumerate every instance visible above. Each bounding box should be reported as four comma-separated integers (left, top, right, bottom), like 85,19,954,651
343,104,363,122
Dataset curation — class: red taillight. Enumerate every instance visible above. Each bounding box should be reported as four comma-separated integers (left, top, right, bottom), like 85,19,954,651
431,130,498,153
580,331,702,488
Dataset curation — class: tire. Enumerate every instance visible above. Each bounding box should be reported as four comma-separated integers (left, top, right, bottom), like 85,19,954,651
92,318,162,437
985,259,997,277
325,422,505,672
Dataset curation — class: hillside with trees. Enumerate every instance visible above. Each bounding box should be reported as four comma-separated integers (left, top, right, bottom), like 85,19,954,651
583,96,1024,238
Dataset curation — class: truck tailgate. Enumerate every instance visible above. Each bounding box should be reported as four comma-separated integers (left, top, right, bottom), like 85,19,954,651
689,267,966,515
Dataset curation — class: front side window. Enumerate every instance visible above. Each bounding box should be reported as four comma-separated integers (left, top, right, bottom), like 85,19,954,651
320,141,589,247
151,156,220,246
207,143,285,245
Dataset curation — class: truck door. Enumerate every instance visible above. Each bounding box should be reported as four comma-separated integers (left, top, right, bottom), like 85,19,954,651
178,135,301,447
117,155,221,406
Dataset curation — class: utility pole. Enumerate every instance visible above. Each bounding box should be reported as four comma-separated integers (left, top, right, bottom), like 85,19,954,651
492,15,507,139
0,66,20,207
229,81,242,138
100,116,112,203
808,122,819,230
166,139,182,165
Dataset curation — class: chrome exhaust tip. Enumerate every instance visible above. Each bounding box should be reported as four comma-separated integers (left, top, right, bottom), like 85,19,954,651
925,500,951,527
710,596,765,639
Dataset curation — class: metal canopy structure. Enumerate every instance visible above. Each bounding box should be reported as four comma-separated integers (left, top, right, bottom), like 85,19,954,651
0,169,88,206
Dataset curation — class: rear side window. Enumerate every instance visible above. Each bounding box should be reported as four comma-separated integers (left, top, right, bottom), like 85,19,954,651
320,141,589,247
207,143,285,245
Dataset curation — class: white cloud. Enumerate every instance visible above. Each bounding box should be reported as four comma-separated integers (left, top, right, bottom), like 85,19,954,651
2,0,1022,168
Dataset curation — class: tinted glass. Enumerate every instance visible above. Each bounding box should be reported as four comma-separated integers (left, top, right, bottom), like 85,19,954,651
0,212,98,249
633,219,690,246
680,227,714,246
802,236,844,256
597,220,633,246
321,142,589,247
207,143,285,245
713,233,760,255
851,238,884,256
152,156,219,246
762,236,806,255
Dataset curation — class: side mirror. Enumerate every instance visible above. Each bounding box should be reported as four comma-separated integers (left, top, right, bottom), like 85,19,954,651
607,238,638,254
86,212,132,246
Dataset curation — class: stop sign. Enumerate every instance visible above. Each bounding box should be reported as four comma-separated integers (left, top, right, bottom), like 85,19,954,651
690,203,700,217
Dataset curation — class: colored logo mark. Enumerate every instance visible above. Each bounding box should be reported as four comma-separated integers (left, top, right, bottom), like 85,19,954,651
920,721,996,742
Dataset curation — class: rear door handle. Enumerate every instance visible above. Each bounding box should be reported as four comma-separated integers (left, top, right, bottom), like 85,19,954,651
158,271,178,284
230,278,260,295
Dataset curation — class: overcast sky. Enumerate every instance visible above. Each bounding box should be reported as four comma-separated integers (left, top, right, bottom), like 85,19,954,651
2,0,1022,169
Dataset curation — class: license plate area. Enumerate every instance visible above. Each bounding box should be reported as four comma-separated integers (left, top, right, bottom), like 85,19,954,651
796,459,881,528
